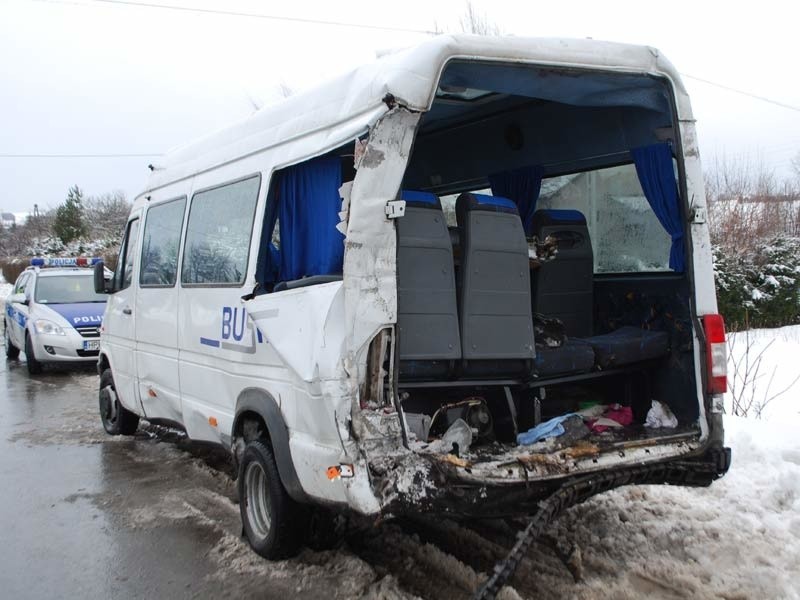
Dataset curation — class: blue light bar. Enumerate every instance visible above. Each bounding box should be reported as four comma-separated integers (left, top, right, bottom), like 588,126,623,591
30,257,102,267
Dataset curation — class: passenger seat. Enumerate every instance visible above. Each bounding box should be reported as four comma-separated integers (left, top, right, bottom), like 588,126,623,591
531,209,669,373
396,190,461,380
456,192,535,377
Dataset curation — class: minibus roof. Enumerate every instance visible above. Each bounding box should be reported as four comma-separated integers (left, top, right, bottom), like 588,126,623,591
144,34,690,195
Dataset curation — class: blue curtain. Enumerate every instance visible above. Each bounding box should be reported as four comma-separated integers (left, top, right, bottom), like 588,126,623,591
276,156,344,281
255,186,280,290
489,165,544,235
631,143,685,272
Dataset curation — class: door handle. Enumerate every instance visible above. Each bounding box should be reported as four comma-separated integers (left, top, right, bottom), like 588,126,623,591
123,307,132,315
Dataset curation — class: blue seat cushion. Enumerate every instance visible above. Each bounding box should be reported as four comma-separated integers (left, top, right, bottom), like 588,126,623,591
534,339,596,377
401,190,441,208
586,327,669,368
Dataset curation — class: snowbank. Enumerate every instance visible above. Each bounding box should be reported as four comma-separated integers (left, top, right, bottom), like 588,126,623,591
0,281,11,303
727,325,800,420
549,413,800,599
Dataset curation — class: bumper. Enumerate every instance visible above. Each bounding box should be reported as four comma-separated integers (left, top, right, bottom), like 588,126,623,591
374,444,732,519
29,330,100,363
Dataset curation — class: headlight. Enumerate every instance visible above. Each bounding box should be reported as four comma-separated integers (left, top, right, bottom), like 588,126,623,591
33,319,66,336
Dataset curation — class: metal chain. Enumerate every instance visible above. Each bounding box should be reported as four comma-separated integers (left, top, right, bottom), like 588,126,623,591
472,454,728,600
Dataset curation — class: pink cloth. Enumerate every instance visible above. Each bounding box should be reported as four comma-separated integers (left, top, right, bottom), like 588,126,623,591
588,404,633,433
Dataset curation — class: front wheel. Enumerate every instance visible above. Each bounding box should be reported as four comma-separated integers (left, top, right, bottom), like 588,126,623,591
24,333,42,375
99,368,139,435
238,440,304,559
4,321,20,359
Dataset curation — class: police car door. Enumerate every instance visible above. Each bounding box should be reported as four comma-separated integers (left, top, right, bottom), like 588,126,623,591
134,196,186,423
103,212,143,414
8,272,31,348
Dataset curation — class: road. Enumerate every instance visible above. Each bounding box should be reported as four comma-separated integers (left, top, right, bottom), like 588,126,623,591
0,354,793,600
0,359,394,600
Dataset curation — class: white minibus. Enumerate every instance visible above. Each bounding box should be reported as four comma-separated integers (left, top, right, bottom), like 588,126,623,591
95,34,730,563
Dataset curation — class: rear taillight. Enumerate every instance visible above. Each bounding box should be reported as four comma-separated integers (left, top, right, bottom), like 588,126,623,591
702,314,727,394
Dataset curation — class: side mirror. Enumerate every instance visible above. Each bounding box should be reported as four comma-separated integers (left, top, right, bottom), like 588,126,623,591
94,261,113,294
8,292,27,305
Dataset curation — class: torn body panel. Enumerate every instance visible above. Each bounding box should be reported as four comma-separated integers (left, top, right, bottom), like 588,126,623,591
240,108,420,513
368,430,721,518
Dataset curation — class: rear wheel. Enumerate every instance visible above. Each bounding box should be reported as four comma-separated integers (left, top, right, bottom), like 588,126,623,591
99,368,139,435
4,321,20,359
24,333,42,375
238,439,304,559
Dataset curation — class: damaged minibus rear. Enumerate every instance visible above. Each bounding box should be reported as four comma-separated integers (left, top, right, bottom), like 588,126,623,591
98,34,730,564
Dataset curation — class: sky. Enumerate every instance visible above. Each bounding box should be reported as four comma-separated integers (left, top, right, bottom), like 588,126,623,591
1,0,799,216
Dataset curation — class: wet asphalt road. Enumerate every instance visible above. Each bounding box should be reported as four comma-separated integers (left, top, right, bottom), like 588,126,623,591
0,358,243,599
0,356,381,600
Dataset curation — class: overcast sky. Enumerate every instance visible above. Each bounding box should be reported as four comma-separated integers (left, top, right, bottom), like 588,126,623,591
1,0,799,216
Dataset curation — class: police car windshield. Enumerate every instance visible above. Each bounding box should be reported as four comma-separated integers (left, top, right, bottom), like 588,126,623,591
34,275,106,304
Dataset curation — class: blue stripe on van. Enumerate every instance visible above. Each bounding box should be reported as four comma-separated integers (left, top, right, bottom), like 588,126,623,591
200,337,220,347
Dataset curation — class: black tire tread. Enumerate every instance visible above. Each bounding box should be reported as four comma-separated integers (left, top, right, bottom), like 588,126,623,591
25,333,42,374
4,321,20,359
238,439,304,559
99,368,139,436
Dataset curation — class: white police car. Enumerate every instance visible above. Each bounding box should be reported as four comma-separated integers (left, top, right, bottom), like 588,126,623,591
4,257,107,374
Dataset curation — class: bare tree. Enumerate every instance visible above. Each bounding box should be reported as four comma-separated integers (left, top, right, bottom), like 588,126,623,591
727,328,800,418
84,191,130,241
459,1,502,36
706,154,799,249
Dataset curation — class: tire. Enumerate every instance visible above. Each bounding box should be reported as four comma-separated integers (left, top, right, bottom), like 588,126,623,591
99,368,139,435
238,439,304,559
24,333,43,375
4,321,20,359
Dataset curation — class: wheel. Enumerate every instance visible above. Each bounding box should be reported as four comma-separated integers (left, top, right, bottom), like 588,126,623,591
4,321,19,359
238,439,304,559
24,333,43,375
99,368,139,435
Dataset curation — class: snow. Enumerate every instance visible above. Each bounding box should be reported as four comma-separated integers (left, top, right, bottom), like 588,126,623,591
541,413,799,599
726,325,800,420
0,280,11,302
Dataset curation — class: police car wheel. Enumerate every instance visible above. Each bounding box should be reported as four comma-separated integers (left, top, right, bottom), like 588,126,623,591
4,322,19,359
99,368,139,435
24,333,43,375
238,440,303,559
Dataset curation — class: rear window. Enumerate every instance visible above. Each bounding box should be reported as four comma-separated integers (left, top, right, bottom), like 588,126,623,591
538,163,673,273
34,275,106,304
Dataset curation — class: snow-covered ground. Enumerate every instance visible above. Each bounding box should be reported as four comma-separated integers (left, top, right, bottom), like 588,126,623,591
539,412,800,599
0,272,12,303
727,325,800,421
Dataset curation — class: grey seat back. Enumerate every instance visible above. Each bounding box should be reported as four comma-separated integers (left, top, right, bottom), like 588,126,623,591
456,193,535,372
532,209,594,338
396,191,461,379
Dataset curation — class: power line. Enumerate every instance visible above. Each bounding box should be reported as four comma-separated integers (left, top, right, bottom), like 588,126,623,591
82,0,437,35
17,1,800,116
681,73,800,114
0,153,162,158
24,1,800,114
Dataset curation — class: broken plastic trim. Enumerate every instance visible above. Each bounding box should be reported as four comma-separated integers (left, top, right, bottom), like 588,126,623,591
360,328,394,410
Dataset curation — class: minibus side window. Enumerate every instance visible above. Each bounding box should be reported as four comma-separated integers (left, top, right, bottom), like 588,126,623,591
116,218,140,291
140,197,187,287
181,175,260,286
256,156,344,291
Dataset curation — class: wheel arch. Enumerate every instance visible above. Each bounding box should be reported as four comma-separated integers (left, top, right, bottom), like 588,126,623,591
97,352,110,376
232,388,310,504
